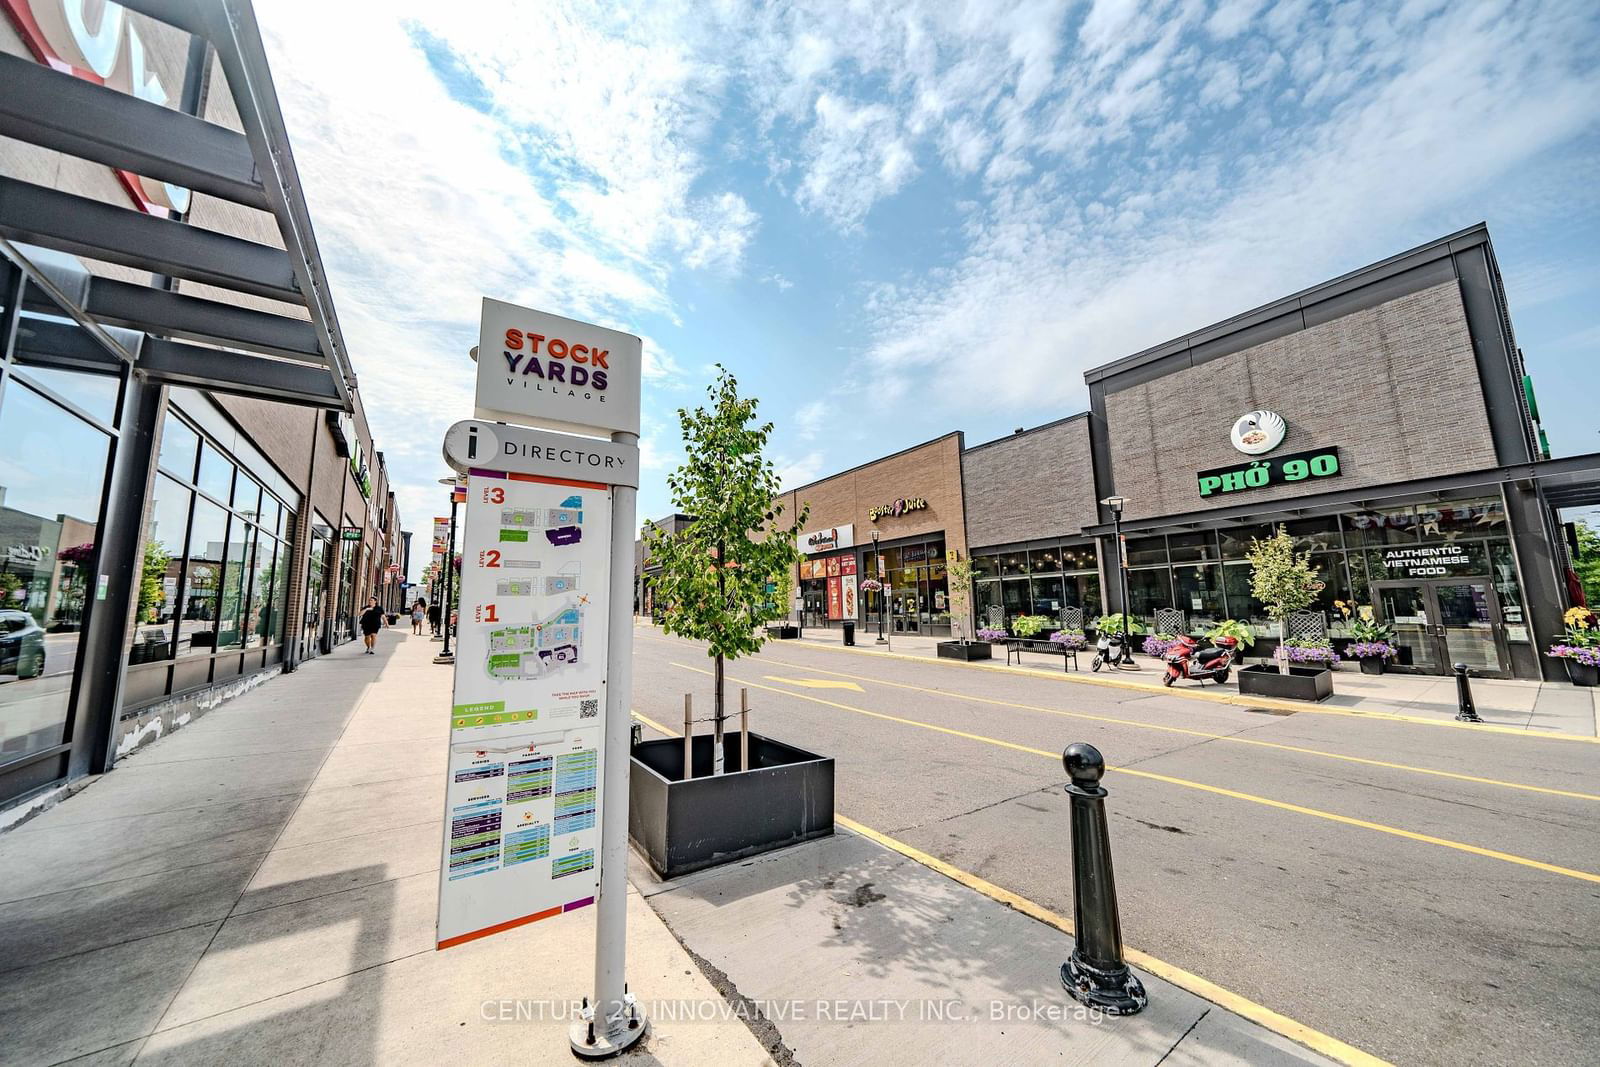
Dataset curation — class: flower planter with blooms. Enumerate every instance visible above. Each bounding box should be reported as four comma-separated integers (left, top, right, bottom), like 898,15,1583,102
1548,608,1600,686
859,578,883,593
1346,640,1398,676
1049,629,1087,651
1142,633,1180,658
1275,639,1340,668
977,627,1008,643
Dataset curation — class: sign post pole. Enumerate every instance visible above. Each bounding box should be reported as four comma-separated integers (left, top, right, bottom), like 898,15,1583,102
573,428,643,1057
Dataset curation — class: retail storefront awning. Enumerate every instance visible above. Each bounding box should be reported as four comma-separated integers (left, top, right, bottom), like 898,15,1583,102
0,0,353,410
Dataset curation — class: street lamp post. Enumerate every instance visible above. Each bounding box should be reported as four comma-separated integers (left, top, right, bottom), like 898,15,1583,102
872,529,887,644
435,476,462,665
1099,496,1136,669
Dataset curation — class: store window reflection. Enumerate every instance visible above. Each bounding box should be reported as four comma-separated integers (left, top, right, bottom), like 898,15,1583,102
180,499,227,654
0,379,111,767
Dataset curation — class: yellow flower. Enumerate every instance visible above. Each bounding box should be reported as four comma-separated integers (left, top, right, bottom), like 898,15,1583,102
1358,605,1374,623
1566,606,1594,629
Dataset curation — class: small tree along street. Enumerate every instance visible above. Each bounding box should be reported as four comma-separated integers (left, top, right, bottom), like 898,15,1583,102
645,367,808,773
1246,524,1322,673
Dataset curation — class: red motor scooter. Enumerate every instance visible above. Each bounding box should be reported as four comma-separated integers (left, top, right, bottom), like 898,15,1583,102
1163,634,1238,687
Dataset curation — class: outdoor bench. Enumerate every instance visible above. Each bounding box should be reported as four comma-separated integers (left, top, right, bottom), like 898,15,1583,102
1005,638,1078,672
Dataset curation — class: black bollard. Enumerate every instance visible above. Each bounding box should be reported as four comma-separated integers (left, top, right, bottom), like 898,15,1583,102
1059,743,1147,1015
1453,663,1483,723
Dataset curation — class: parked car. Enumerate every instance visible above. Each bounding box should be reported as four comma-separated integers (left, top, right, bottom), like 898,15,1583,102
0,609,45,679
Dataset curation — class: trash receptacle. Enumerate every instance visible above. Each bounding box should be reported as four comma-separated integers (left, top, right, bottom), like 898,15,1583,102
842,621,856,646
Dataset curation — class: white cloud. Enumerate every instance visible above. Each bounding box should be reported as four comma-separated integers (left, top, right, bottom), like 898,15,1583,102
793,400,828,440
776,450,826,489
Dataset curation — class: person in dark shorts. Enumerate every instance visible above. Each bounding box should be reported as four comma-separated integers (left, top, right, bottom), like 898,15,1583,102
358,597,385,655
427,601,441,635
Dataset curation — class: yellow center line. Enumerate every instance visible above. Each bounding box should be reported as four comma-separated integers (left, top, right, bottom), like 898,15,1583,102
633,630,1600,744
629,706,1390,1067
668,662,1600,886
755,656,1600,803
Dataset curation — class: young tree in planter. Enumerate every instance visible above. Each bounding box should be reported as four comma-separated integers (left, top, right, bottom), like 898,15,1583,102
1246,525,1323,674
945,552,976,643
645,367,808,775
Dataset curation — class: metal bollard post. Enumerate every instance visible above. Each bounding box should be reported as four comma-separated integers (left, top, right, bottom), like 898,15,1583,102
1060,743,1147,1015
629,720,642,749
1454,663,1484,723
740,687,750,773
683,694,694,781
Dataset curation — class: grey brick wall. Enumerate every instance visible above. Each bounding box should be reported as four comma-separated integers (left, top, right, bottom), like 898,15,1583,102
962,417,1099,548
1103,281,1497,522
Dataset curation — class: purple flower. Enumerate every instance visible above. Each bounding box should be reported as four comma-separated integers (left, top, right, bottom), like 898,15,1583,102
977,627,1008,642
1049,629,1086,650
1142,635,1179,657
1275,643,1340,666
1347,641,1397,659
1548,644,1600,667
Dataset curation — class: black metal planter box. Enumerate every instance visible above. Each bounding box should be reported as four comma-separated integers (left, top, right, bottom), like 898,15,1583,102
629,731,834,879
765,624,800,639
1238,664,1334,702
937,641,992,661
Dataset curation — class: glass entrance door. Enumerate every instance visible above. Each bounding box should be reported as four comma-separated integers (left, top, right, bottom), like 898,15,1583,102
1374,579,1508,677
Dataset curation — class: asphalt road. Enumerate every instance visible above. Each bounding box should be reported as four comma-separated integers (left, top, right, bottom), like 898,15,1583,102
630,629,1600,1067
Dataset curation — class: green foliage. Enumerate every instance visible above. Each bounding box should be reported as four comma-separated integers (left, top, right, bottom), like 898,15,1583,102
137,542,171,623
1574,520,1600,608
645,367,809,664
1204,619,1255,649
1010,614,1052,638
945,552,976,641
1246,525,1321,622
1093,613,1146,635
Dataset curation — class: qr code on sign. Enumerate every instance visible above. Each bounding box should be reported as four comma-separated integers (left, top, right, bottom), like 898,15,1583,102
579,699,599,719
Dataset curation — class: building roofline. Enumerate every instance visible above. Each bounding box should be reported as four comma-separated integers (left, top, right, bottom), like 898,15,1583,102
781,430,965,496
1084,222,1492,386
964,411,1089,455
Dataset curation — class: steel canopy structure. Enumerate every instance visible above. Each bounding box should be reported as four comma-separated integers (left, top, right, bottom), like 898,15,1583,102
0,0,354,411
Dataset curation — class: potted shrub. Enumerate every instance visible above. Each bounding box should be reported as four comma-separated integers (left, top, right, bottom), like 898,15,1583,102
1205,619,1255,655
1335,602,1395,675
1238,526,1332,701
936,554,991,660
1011,614,1052,639
1346,640,1398,675
1547,608,1600,687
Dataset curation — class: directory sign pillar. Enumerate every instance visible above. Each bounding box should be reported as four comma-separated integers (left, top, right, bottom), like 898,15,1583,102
437,299,645,1059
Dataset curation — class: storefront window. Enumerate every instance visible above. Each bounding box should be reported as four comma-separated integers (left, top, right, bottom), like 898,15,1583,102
1218,524,1273,560
1059,541,1097,571
1124,536,1169,568
1168,531,1220,563
975,580,1001,628
1223,563,1268,630
218,519,255,650
1343,507,1420,547
15,362,121,426
1030,545,1062,573
197,441,234,504
1417,497,1505,539
971,554,1000,579
1284,517,1342,553
0,378,111,766
128,474,192,664
1127,568,1172,622
999,550,1029,576
1001,578,1030,623
179,500,227,655
1490,542,1529,643
1064,573,1102,618
1172,564,1226,627
1030,574,1065,618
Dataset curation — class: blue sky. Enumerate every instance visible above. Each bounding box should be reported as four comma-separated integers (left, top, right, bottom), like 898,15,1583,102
256,0,1600,574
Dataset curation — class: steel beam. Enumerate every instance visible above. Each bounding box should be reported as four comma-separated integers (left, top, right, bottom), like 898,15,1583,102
22,277,325,363
0,52,269,211
139,336,342,407
0,177,301,303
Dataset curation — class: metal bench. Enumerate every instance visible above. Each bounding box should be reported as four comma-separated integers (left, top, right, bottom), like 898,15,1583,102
1006,638,1078,672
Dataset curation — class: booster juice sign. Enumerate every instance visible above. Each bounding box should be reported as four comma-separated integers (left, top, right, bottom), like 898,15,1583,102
476,298,642,438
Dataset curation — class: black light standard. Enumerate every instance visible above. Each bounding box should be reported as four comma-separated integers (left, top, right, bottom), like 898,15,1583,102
872,529,887,644
434,476,463,665
1100,496,1137,669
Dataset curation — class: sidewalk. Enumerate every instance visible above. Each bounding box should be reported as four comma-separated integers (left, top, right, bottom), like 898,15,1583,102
772,626,1600,736
0,631,768,1066
0,628,1345,1067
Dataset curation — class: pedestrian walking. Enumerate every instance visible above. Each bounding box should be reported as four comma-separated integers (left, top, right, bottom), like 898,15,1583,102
411,599,426,635
427,601,441,636
358,596,385,655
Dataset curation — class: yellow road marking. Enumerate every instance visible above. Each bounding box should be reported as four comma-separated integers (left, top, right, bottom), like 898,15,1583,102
761,675,865,692
645,631,1600,744
671,662,1600,886
757,657,1600,803
629,706,1389,1067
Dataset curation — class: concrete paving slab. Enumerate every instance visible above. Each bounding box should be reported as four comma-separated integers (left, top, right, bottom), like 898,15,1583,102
0,852,258,972
0,921,222,1065
641,831,1329,1066
306,736,448,791
270,772,445,849
160,869,438,1028
122,725,350,765
0,794,297,902
235,818,442,915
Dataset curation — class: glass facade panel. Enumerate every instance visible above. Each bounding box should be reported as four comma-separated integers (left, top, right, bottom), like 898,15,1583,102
0,381,110,767
180,499,227,656
1490,542,1528,643
971,553,1000,579
1064,573,1102,618
1127,568,1172,620
1001,578,1030,623
1219,524,1273,560
1283,516,1342,553
1124,536,1168,567
1060,541,1097,571
1030,574,1065,618
1172,564,1226,628
11,362,120,425
1344,506,1420,547
158,412,199,479
998,549,1029,576
218,519,254,650
1168,531,1220,563
129,475,192,664
197,442,234,504
975,580,1002,628
1030,545,1062,573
